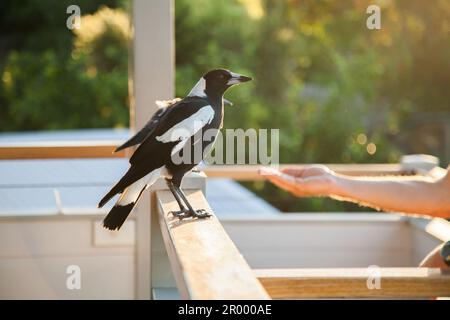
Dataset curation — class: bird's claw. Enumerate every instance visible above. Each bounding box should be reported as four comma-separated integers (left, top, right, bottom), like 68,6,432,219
170,210,190,220
193,209,211,218
169,209,211,220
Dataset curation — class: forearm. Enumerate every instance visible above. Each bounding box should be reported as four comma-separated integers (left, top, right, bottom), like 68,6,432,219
330,175,450,218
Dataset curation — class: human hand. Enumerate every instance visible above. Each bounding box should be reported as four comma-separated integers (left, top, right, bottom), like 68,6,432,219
259,165,338,197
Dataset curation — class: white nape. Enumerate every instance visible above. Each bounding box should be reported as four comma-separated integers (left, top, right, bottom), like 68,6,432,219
187,77,207,97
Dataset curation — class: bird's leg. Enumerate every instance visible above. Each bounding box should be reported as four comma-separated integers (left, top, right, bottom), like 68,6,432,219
172,184,211,219
166,179,190,219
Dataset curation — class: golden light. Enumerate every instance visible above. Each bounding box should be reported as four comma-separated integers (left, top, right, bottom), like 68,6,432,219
73,6,131,50
2,70,12,87
239,0,264,20
357,133,367,145
367,143,377,155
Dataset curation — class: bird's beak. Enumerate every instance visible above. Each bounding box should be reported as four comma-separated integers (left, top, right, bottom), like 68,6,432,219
227,72,253,85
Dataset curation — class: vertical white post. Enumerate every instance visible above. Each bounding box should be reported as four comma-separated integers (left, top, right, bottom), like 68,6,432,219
130,0,174,299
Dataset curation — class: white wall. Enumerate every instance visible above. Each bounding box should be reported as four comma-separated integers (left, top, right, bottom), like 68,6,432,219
221,214,441,268
0,213,442,299
0,218,135,299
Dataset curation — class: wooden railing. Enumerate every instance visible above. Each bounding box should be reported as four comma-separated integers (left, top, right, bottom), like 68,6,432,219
0,141,126,159
1,142,449,299
155,189,269,299
255,268,450,299
0,142,420,180
202,164,406,180
153,177,450,299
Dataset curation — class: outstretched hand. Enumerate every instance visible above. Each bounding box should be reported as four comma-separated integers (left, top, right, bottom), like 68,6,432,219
259,165,337,197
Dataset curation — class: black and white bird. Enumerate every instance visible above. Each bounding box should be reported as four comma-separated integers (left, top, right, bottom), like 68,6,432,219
99,69,252,230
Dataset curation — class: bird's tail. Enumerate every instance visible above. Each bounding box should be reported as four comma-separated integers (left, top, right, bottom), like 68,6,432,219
98,184,121,209
103,186,146,230
103,202,136,231
101,167,164,230
98,166,141,209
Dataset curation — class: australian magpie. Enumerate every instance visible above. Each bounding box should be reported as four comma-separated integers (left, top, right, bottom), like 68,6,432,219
114,98,233,153
99,69,252,230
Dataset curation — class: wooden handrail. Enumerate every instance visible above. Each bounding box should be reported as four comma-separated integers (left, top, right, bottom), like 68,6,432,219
0,142,430,181
255,268,450,299
156,189,270,299
1,142,448,299
202,164,408,180
0,143,413,179
0,142,126,159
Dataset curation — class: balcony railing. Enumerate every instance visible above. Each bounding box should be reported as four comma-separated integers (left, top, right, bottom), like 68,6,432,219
155,185,450,299
1,142,450,299
155,189,269,299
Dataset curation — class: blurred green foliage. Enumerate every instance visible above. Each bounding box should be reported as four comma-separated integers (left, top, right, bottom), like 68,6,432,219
174,0,450,211
0,0,449,211
0,0,128,130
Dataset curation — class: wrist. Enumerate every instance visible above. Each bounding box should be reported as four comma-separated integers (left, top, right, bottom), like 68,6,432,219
328,174,350,198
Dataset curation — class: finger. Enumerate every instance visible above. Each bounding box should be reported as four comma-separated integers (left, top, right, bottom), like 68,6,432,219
281,167,305,177
265,174,288,186
266,175,296,190
270,178,291,191
265,172,318,197
266,175,305,195
265,175,291,191
295,176,328,195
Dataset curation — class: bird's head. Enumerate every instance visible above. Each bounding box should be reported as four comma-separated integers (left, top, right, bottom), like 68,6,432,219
188,69,252,100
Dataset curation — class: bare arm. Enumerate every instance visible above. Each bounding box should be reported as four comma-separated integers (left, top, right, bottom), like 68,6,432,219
260,165,450,218
331,169,450,218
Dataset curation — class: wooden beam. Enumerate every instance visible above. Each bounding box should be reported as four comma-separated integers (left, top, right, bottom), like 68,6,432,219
203,164,406,180
0,145,412,179
0,142,126,160
156,189,270,299
255,268,450,299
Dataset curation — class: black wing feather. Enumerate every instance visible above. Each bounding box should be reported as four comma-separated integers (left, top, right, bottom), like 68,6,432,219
115,98,231,153
98,96,210,207
114,107,168,152
129,97,210,165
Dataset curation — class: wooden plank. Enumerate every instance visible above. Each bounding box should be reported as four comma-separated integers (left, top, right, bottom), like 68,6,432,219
203,164,406,180
156,189,270,299
0,143,413,180
255,268,450,299
0,143,407,178
1,142,430,185
0,143,125,159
